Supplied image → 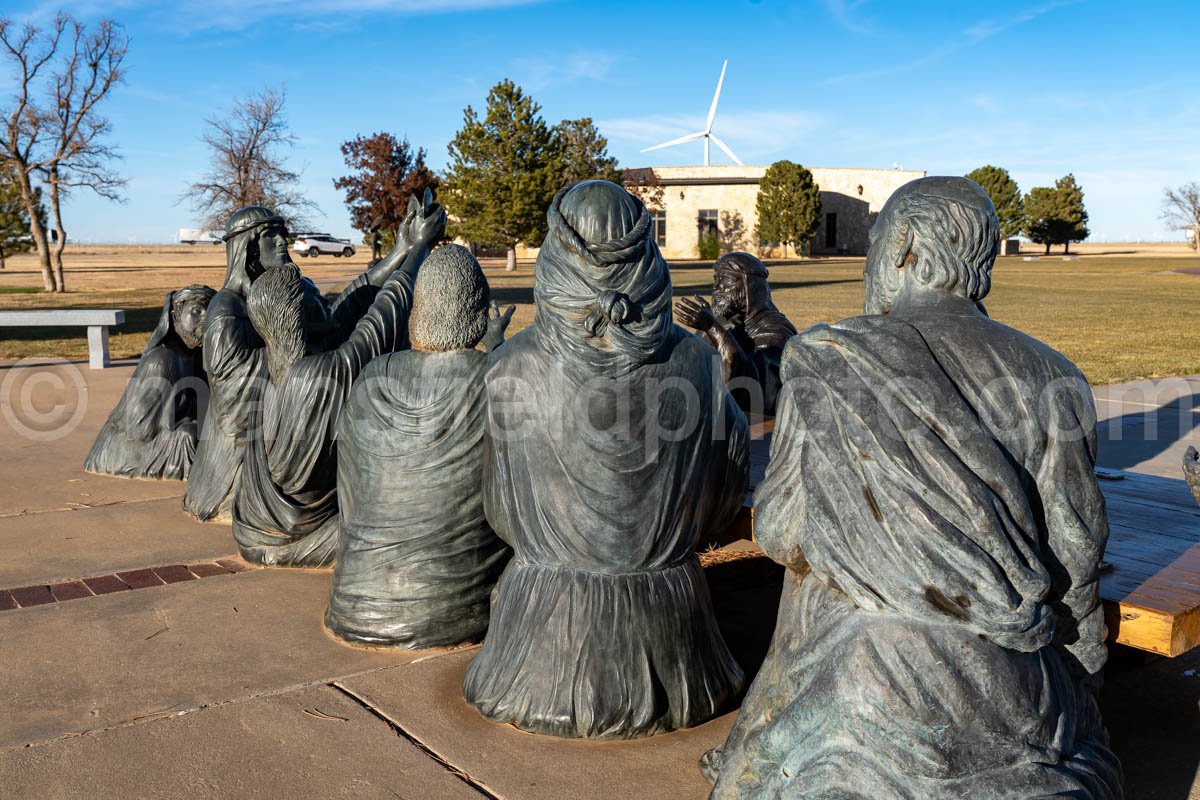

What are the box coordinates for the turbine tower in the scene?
[641,60,743,167]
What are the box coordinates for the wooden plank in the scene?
[735,435,1200,656]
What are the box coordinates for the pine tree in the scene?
[755,160,822,258]
[0,169,41,270]
[333,132,438,249]
[443,80,563,270]
[1024,174,1089,255]
[966,165,1024,240]
[1055,174,1089,254]
[555,118,621,186]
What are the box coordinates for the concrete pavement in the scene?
[1,359,1199,798]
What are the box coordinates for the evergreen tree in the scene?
[966,165,1024,239]
[555,118,621,186]
[0,169,42,269]
[443,80,563,270]
[1024,174,1089,255]
[333,132,438,249]
[755,160,822,258]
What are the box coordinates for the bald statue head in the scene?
[864,176,999,316]
[409,244,490,352]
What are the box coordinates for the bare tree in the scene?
[1162,182,1200,251]
[0,13,126,292]
[181,86,317,230]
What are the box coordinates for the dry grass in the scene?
[2,246,1199,385]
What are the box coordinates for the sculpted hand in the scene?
[675,295,718,332]
[409,188,446,248]
[370,190,445,284]
[482,301,517,352]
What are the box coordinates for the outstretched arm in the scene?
[676,295,753,384]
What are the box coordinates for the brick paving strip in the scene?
[0,558,258,611]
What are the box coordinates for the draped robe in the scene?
[325,348,510,646]
[709,305,1123,799]
[463,327,749,738]
[85,295,204,480]
[230,271,413,566]
[183,272,382,521]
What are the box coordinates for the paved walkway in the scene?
[0,359,1198,798]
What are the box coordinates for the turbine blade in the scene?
[709,134,744,166]
[706,60,728,132]
[641,130,707,153]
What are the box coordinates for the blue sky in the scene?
[5,0,1197,243]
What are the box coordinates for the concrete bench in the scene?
[0,309,125,369]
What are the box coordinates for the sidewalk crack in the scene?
[331,682,501,800]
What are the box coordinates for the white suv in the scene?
[293,234,356,258]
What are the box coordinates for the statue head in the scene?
[865,176,999,315]
[245,263,307,384]
[170,284,217,350]
[534,180,672,374]
[145,284,216,355]
[712,251,772,322]
[409,244,490,352]
[222,206,291,295]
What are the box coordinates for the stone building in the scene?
[622,165,926,260]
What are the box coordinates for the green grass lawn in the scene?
[3,255,1199,385]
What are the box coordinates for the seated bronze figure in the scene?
[325,244,513,648]
[675,252,796,416]
[230,196,445,567]
[85,284,215,480]
[706,177,1123,799]
[184,196,437,522]
[463,180,748,739]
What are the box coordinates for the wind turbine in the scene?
[642,60,743,167]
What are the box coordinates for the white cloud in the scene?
[827,0,1082,84]
[512,51,621,92]
[822,0,876,36]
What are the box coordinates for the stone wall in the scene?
[508,165,925,262]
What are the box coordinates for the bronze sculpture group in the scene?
[85,176,1124,798]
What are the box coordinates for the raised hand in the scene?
[675,295,719,332]
[409,191,447,248]
[482,300,517,352]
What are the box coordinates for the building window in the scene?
[825,213,838,249]
[652,210,667,248]
[697,209,719,240]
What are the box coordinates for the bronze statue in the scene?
[675,252,796,416]
[85,284,216,480]
[706,177,1123,798]
[1183,447,1200,506]
[325,244,513,647]
[231,197,445,567]
[183,196,435,522]
[463,180,748,739]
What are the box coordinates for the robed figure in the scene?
[326,244,513,647]
[85,284,216,480]
[463,180,749,739]
[232,201,444,567]
[707,177,1123,799]
[676,252,796,416]
[183,200,435,521]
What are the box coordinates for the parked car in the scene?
[293,234,355,258]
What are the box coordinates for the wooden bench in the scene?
[737,425,1200,658]
[0,309,125,369]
